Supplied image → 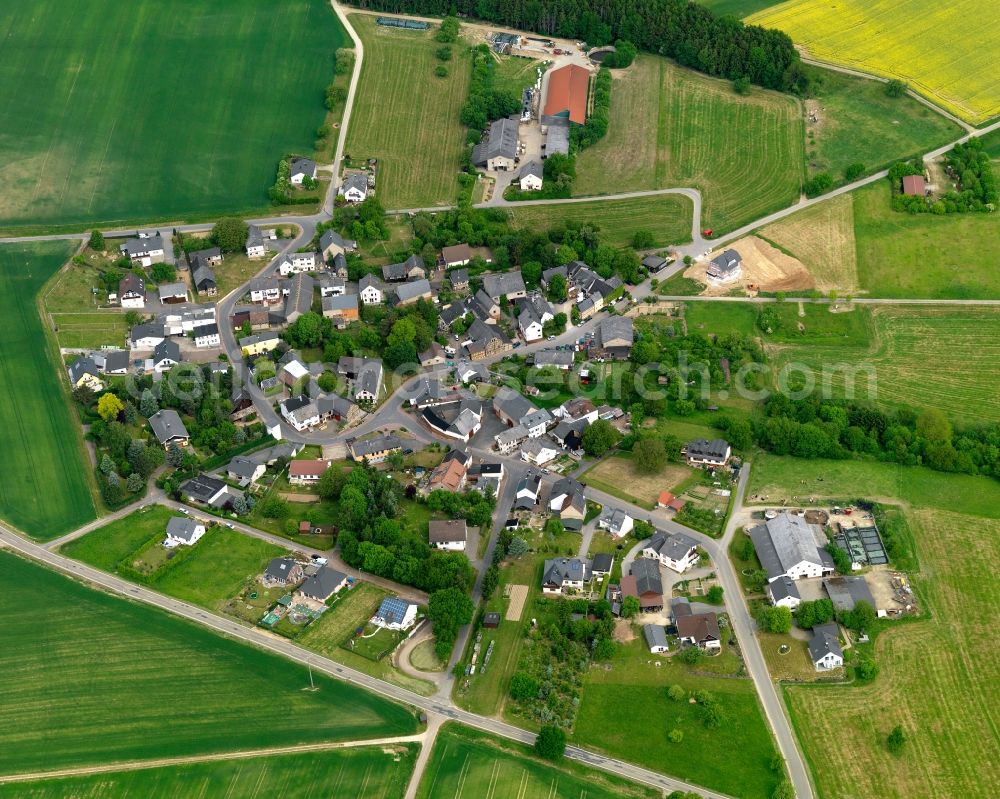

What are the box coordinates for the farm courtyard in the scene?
[0,0,346,230]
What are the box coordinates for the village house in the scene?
[520,438,559,466]
[421,398,483,443]
[809,622,844,670]
[541,558,590,595]
[372,597,418,631]
[394,278,432,306]
[68,357,104,392]
[338,172,369,203]
[448,268,470,292]
[226,455,266,486]
[180,473,235,508]
[641,254,668,273]
[622,558,663,611]
[320,229,358,260]
[92,350,129,375]
[297,566,348,603]
[288,459,330,485]
[517,161,544,191]
[246,225,266,258]
[289,157,317,186]
[482,270,527,303]
[119,273,146,309]
[322,293,359,323]
[514,472,541,509]
[119,234,165,266]
[642,531,700,573]
[597,316,634,360]
[280,395,320,431]
[684,438,732,468]
[471,289,501,322]
[192,262,217,296]
[441,244,472,268]
[130,322,164,349]
[193,323,220,348]
[426,450,469,493]
[277,251,319,276]
[359,274,384,305]
[164,517,206,548]
[284,273,315,325]
[249,277,282,305]
[419,343,446,367]
[317,392,362,427]
[319,275,347,298]
[348,433,403,463]
[673,598,721,650]
[549,476,586,531]
[495,424,529,455]
[148,409,188,447]
[240,331,280,356]
[263,556,304,587]
[534,350,574,370]
[151,340,181,372]
[428,519,468,552]
[464,319,511,360]
[597,508,634,538]
[706,249,743,284]
[767,575,802,610]
[382,254,426,282]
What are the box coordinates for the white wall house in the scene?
[642,532,700,573]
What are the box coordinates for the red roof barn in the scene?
[544,64,591,125]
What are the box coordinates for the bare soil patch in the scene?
[686,236,815,296]
[505,584,528,621]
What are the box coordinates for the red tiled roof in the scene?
[289,459,329,478]
[901,175,925,196]
[544,64,590,125]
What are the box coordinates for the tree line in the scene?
[346,0,806,92]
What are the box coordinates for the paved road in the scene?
[0,523,734,799]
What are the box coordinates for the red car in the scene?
[702,228,714,237]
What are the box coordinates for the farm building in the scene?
[644,624,669,654]
[544,122,570,156]
[377,16,428,29]
[543,64,590,125]
[748,512,835,583]
[517,161,544,191]
[471,117,520,171]
[490,32,520,54]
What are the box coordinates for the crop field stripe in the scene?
[0,0,346,230]
[346,16,470,209]
[0,243,96,538]
[0,550,416,775]
[750,0,1000,125]
[575,56,803,233]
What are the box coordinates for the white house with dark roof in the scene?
[246,225,266,258]
[119,235,165,266]
[597,507,633,538]
[148,409,188,447]
[278,251,319,276]
[706,249,742,284]
[684,438,731,468]
[471,116,519,171]
[541,557,589,595]
[642,531,699,573]
[297,566,348,602]
[359,274,384,305]
[517,161,544,191]
[164,517,206,548]
[280,395,320,431]
[643,624,669,653]
[338,173,369,203]
[289,157,317,185]
[767,575,802,610]
[428,520,468,552]
[119,273,146,309]
[809,622,844,671]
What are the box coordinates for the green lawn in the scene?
[573,637,781,799]
[60,504,177,571]
[51,312,130,349]
[153,528,286,609]
[748,453,1000,519]
[764,303,872,346]
[0,242,96,539]
[685,301,758,337]
[0,746,416,799]
[767,305,1000,424]
[0,0,346,231]
[493,55,540,96]
[507,194,693,248]
[62,506,288,611]
[417,723,660,799]
[854,182,1000,298]
[804,70,961,185]
[346,15,470,209]
[0,550,416,775]
[575,55,803,233]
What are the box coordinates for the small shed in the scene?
[299,520,311,533]
[483,612,501,628]
[901,174,926,196]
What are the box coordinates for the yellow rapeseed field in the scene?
[750,0,1000,125]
